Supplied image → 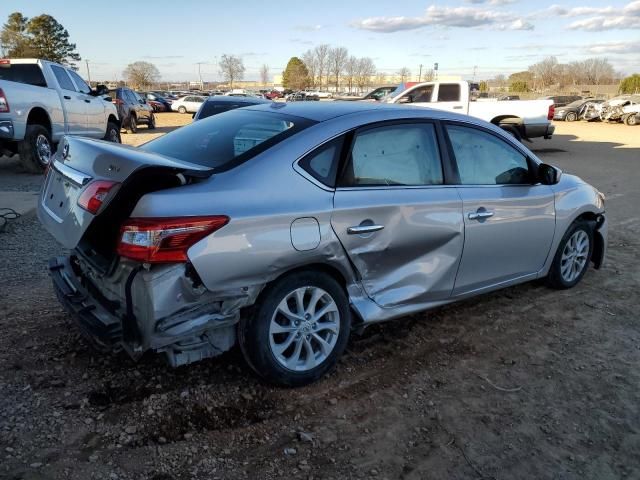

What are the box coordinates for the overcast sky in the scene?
[3,0,638,82]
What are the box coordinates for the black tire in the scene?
[148,113,156,129]
[239,271,351,387]
[499,124,522,142]
[565,112,577,122]
[624,114,638,126]
[178,106,187,114]
[18,124,53,173]
[546,220,594,290]
[103,121,121,143]
[128,114,138,133]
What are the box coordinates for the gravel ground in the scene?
[1,115,639,480]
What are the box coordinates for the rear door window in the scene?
[67,69,91,94]
[437,84,461,102]
[51,65,76,91]
[339,123,443,187]
[299,137,344,187]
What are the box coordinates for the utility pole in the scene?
[196,62,205,90]
[472,65,477,82]
[418,64,423,82]
[85,59,91,84]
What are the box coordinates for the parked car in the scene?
[337,86,398,102]
[305,90,332,99]
[171,95,205,113]
[264,90,283,100]
[0,58,120,172]
[286,91,320,102]
[38,102,607,386]
[538,95,583,108]
[146,99,166,113]
[193,95,271,121]
[107,88,155,133]
[554,98,604,122]
[141,92,172,111]
[498,95,521,101]
[599,95,640,124]
[385,81,556,141]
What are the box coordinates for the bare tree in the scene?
[260,64,270,86]
[123,61,160,89]
[422,68,435,82]
[356,57,376,92]
[529,56,558,89]
[328,46,348,91]
[218,54,245,88]
[344,55,358,93]
[581,57,615,85]
[313,44,329,91]
[398,67,411,83]
[301,50,317,88]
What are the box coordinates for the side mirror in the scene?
[538,163,562,185]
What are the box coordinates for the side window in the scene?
[299,137,344,187]
[132,91,143,103]
[51,65,76,91]
[446,124,531,185]
[184,96,194,102]
[438,84,461,102]
[67,70,91,94]
[339,123,443,187]
[408,85,433,103]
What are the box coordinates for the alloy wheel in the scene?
[35,134,52,166]
[560,230,589,283]
[269,286,340,372]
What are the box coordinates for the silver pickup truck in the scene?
[0,58,121,172]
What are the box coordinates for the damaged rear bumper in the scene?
[48,255,261,366]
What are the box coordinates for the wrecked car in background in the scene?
[38,102,607,387]
[599,95,640,124]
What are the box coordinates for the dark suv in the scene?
[539,95,583,108]
[107,87,155,133]
[193,95,271,121]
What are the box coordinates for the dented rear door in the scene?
[330,121,463,308]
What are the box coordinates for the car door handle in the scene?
[63,95,71,100]
[453,106,463,109]
[468,211,494,220]
[347,224,385,235]
[84,99,91,103]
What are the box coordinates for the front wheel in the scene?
[624,114,638,126]
[103,121,121,143]
[148,113,156,129]
[239,272,351,387]
[546,221,594,289]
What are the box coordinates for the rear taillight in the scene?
[112,98,124,105]
[117,216,229,263]
[547,104,555,120]
[0,88,9,113]
[77,180,119,214]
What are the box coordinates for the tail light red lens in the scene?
[117,216,229,263]
[113,98,124,105]
[77,180,119,214]
[0,88,10,113]
[547,104,555,120]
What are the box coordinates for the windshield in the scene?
[140,109,314,170]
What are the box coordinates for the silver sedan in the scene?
[38,102,607,386]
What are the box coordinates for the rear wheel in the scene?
[178,106,187,114]
[565,112,577,122]
[546,220,593,289]
[148,113,156,129]
[18,124,53,173]
[238,271,351,387]
[128,114,138,133]
[103,121,121,143]
[624,114,638,126]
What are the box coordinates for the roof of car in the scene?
[205,95,271,104]
[242,101,452,122]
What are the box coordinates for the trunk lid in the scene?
[38,136,212,249]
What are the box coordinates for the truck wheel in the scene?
[128,114,138,134]
[148,113,156,129]
[103,121,121,143]
[18,124,53,173]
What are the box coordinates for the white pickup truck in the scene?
[0,58,121,172]
[384,81,555,141]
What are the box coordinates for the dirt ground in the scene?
[1,114,639,480]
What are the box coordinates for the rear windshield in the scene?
[140,109,315,170]
[0,63,47,87]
